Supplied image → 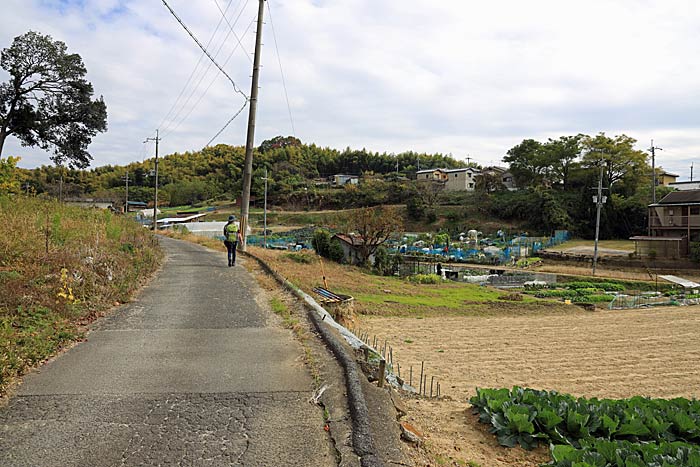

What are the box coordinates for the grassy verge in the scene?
[250,248,571,317]
[0,196,162,396]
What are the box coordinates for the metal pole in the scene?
[239,0,265,252]
[593,164,604,275]
[651,140,656,204]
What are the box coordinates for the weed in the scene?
[404,339,414,344]
[0,196,162,396]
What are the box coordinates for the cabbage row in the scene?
[470,387,700,467]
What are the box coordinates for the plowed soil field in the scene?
[361,307,700,466]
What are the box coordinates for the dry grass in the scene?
[0,196,162,396]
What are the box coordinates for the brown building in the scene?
[642,190,700,257]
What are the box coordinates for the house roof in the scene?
[332,233,365,246]
[656,190,700,205]
[661,171,679,177]
[417,167,479,174]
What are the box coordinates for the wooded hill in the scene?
[14,134,667,239]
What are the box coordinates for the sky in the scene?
[1,0,699,178]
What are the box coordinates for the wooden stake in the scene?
[378,359,386,388]
[319,256,329,289]
[419,362,424,395]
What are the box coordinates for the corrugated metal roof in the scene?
[657,190,700,204]
[659,275,700,288]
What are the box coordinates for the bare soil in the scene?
[360,307,700,466]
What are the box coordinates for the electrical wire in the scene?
[164,17,256,140]
[206,100,248,147]
[160,2,251,138]
[161,0,248,100]
[266,1,296,137]
[214,0,253,64]
[158,0,239,132]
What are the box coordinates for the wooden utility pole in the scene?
[649,139,662,204]
[145,130,161,230]
[123,171,130,213]
[239,0,265,252]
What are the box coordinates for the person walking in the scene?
[223,215,241,267]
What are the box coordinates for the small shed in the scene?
[629,236,685,258]
[332,233,374,265]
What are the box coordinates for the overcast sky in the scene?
[2,0,699,178]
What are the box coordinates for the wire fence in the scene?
[349,324,442,398]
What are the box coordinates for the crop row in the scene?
[470,387,700,466]
[549,439,700,467]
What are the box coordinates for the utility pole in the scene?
[122,171,130,213]
[239,0,265,252]
[145,130,161,230]
[691,162,694,182]
[262,168,268,248]
[649,139,662,204]
[592,163,607,275]
[466,155,472,165]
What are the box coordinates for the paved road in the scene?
[0,237,335,466]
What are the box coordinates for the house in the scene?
[643,189,700,257]
[332,233,374,265]
[332,174,359,186]
[479,166,517,191]
[416,167,480,191]
[669,180,700,191]
[658,171,679,186]
[126,200,148,212]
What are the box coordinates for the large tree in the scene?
[502,139,548,188]
[581,133,649,193]
[0,31,107,168]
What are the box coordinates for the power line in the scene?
[166,17,256,140]
[214,0,253,64]
[160,1,249,138]
[206,100,248,146]
[161,0,248,100]
[158,0,238,132]
[266,1,295,137]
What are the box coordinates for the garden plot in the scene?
[362,307,700,400]
[360,307,700,466]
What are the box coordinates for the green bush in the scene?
[328,239,345,263]
[373,246,393,276]
[312,228,331,257]
[283,252,314,264]
[407,274,441,284]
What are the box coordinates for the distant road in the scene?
[0,237,335,466]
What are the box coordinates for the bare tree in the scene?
[336,206,403,265]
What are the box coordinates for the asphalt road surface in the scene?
[0,237,336,466]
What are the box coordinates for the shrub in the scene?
[311,228,331,257]
[407,274,441,284]
[328,239,345,263]
[283,252,314,264]
[373,246,393,276]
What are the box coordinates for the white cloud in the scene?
[1,0,699,179]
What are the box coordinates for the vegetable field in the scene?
[471,387,700,466]
[360,306,700,467]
